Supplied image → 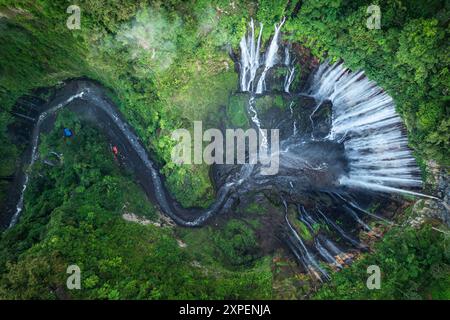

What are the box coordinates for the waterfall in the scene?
[332,192,392,223]
[316,208,365,249]
[282,199,330,281]
[255,17,286,94]
[315,238,342,269]
[343,205,371,231]
[321,237,344,256]
[283,46,295,93]
[239,18,286,149]
[288,101,297,135]
[238,18,286,94]
[284,66,295,93]
[239,19,263,92]
[284,46,290,66]
[248,96,268,149]
[307,61,431,198]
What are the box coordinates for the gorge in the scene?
[3,18,439,282]
[0,0,448,300]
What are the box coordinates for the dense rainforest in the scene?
[0,0,448,299]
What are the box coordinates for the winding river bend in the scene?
[3,19,438,281]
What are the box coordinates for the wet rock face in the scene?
[253,94,333,140]
[253,65,291,92]
[437,173,450,226]
[414,162,450,227]
[211,92,347,197]
[432,162,450,223]
[310,100,332,139]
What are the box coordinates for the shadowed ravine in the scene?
[3,19,439,281]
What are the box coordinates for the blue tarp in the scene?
[63,128,73,137]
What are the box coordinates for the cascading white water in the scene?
[239,19,263,92]
[282,200,329,281]
[255,17,286,94]
[307,62,433,198]
[236,19,438,279]
[284,46,290,66]
[239,18,287,94]
[288,101,297,135]
[239,18,290,150]
[284,66,295,93]
[247,96,268,149]
[283,46,296,93]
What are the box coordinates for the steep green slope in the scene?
[0,110,272,299]
[0,0,246,207]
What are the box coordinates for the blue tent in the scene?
[63,128,73,137]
